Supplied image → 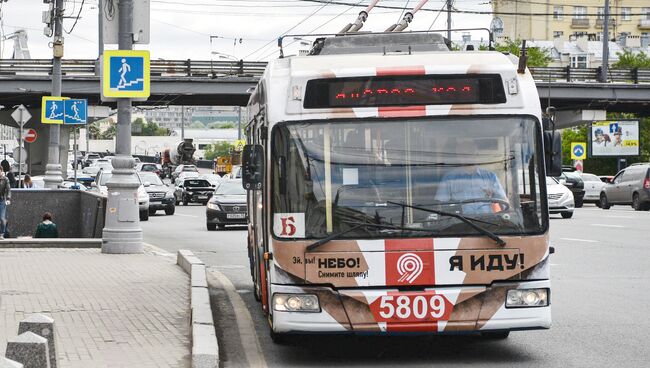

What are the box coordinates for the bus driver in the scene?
[434,139,508,214]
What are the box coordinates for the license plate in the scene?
[227,213,245,219]
[197,195,208,199]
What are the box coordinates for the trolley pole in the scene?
[43,0,65,189]
[102,0,143,254]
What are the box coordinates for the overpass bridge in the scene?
[1,59,650,113]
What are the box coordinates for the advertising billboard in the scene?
[590,121,639,157]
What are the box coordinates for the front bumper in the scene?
[138,199,149,211]
[206,208,247,224]
[184,192,213,203]
[548,194,574,214]
[271,280,551,334]
[149,197,175,210]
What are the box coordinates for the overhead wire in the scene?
[243,0,334,60]
[65,0,85,34]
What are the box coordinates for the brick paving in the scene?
[0,248,190,368]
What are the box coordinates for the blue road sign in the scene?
[609,123,619,133]
[63,99,88,125]
[102,50,150,99]
[41,97,67,124]
[573,145,584,156]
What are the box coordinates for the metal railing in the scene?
[0,59,267,78]
[530,66,650,84]
[1,59,650,85]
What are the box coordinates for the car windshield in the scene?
[87,154,100,159]
[141,164,157,171]
[581,173,600,182]
[184,179,211,188]
[272,116,545,239]
[216,181,246,195]
[183,166,198,172]
[563,172,582,181]
[140,173,164,186]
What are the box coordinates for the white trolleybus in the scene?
[241,31,562,342]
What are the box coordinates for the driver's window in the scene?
[613,171,624,184]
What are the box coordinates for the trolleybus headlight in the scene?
[505,288,549,308]
[273,293,320,312]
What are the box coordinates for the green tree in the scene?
[613,50,650,69]
[492,40,552,67]
[100,124,116,140]
[190,121,205,129]
[203,141,236,161]
[87,122,101,139]
[219,122,236,129]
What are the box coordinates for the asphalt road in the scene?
[142,203,650,368]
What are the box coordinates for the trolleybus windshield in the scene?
[271,116,546,240]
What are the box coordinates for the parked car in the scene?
[93,171,151,221]
[556,171,585,208]
[171,164,199,183]
[136,163,164,179]
[83,159,113,176]
[547,176,575,218]
[174,177,215,206]
[580,172,606,206]
[83,153,101,167]
[206,180,247,230]
[139,172,175,216]
[600,163,650,211]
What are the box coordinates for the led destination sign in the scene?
[304,74,506,108]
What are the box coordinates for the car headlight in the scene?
[506,288,549,308]
[165,190,175,198]
[207,202,220,211]
[138,189,148,201]
[273,293,320,312]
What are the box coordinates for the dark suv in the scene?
[556,171,585,208]
[600,163,650,211]
[174,178,215,205]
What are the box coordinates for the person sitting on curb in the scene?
[34,212,59,238]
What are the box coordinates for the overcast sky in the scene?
[0,0,491,61]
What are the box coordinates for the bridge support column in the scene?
[102,0,142,254]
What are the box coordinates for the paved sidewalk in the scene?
[0,248,190,368]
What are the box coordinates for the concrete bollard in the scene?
[18,314,57,368]
[5,332,50,368]
[0,357,24,368]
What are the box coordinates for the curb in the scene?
[177,250,219,368]
[0,239,102,249]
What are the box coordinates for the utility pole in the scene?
[599,0,610,83]
[237,106,241,141]
[446,0,453,41]
[102,0,143,254]
[181,106,185,140]
[43,0,64,189]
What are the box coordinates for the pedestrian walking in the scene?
[1,160,16,188]
[0,167,11,240]
[34,212,59,238]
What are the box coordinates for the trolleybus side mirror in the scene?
[242,144,264,190]
[544,131,562,177]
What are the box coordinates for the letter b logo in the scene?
[280,216,296,236]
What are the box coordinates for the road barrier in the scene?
[6,190,106,238]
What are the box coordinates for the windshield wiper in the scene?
[387,201,506,247]
[306,220,436,252]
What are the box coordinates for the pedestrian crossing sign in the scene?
[63,99,88,125]
[102,50,150,99]
[41,96,69,124]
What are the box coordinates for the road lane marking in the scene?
[590,224,625,228]
[208,269,267,368]
[175,214,199,218]
[559,238,599,243]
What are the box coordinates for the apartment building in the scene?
[492,0,650,43]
